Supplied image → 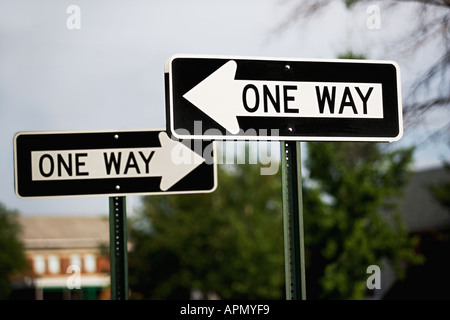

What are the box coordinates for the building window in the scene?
[70,254,82,271]
[34,255,45,274]
[48,254,60,274]
[84,254,96,273]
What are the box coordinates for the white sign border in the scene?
[165,54,403,143]
[13,128,218,199]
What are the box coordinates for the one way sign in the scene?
[165,54,403,142]
[14,129,217,198]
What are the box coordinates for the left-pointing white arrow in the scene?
[183,60,242,134]
[182,60,384,134]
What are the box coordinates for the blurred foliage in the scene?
[0,203,27,299]
[303,142,422,299]
[344,0,358,8]
[128,139,422,299]
[338,51,366,60]
[128,161,285,299]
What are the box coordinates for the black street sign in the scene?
[165,54,403,142]
[14,129,217,198]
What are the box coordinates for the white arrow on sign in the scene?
[183,60,384,134]
[150,132,205,191]
[31,132,205,191]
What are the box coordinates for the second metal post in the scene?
[109,196,129,300]
[281,141,306,300]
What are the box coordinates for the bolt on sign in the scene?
[14,129,217,198]
[165,54,403,142]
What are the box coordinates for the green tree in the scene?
[128,140,420,300]
[302,142,422,299]
[128,160,285,299]
[0,203,27,299]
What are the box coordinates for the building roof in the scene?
[401,167,450,233]
[18,216,110,249]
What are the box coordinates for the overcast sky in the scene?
[1,0,449,216]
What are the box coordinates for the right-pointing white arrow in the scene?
[149,132,205,191]
[30,131,205,192]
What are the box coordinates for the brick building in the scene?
[13,216,111,300]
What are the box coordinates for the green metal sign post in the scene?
[281,141,306,300]
[109,196,129,300]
